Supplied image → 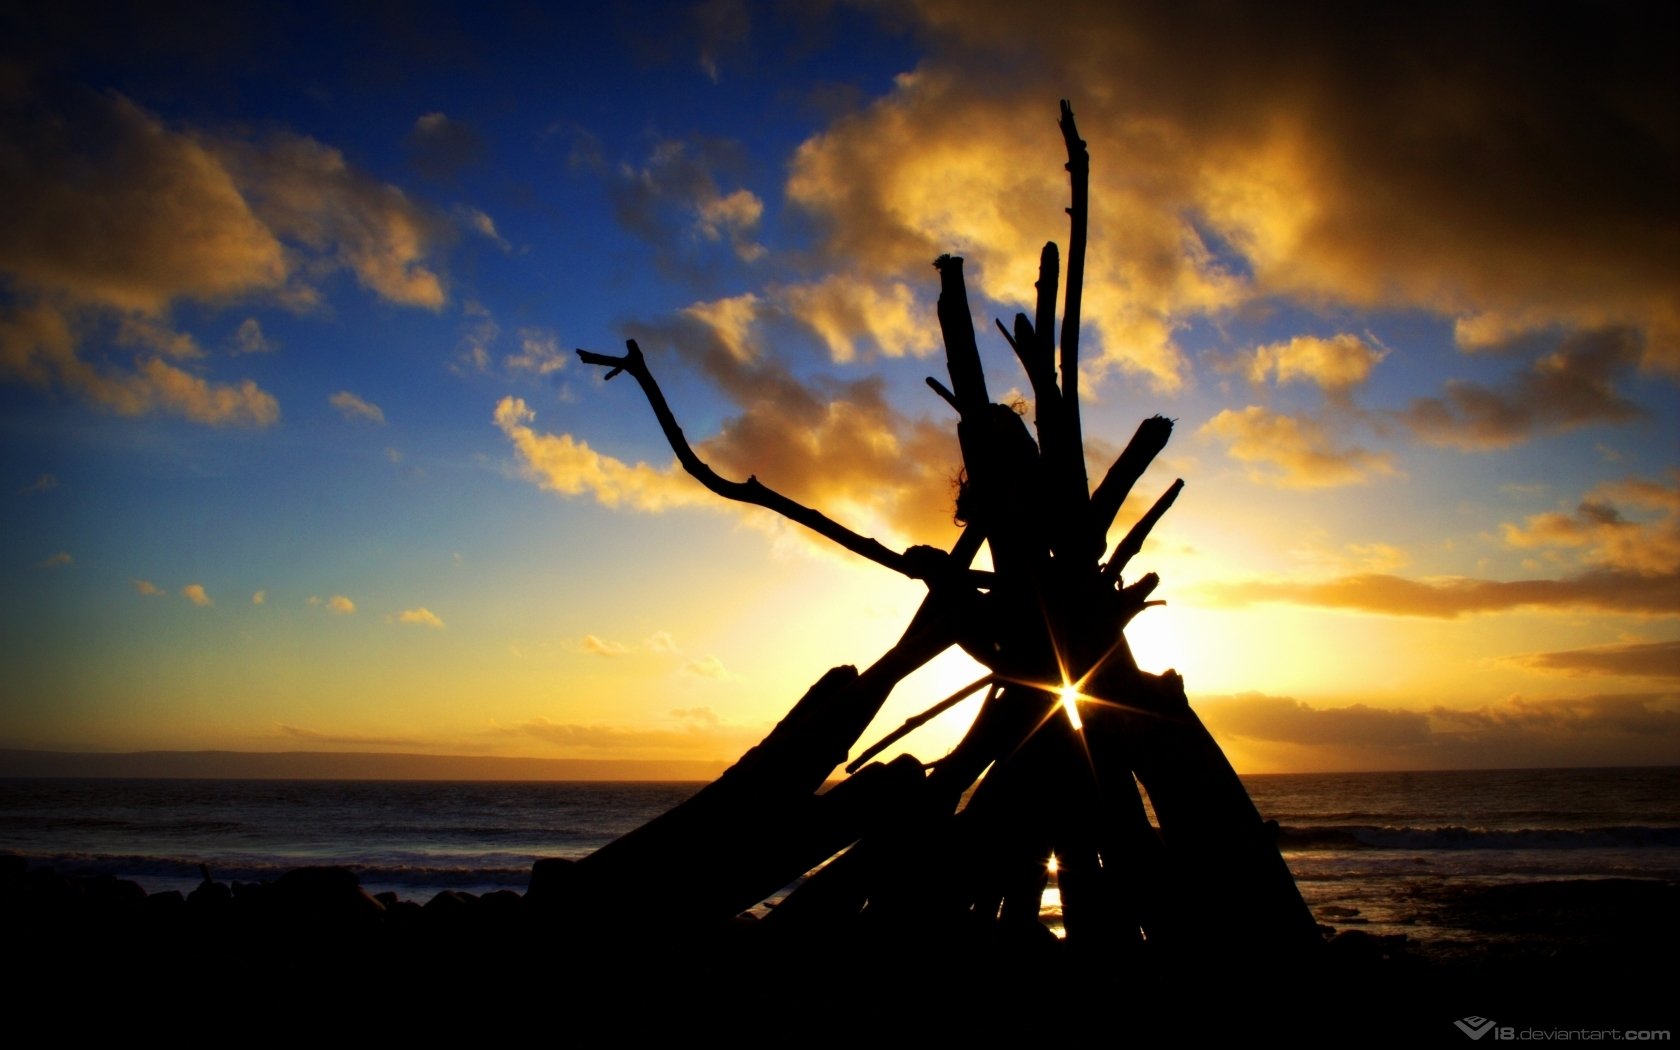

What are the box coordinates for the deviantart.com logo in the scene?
[1456,1016,1671,1041]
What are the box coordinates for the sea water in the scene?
[3,767,1675,946]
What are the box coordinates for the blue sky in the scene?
[2,0,1676,773]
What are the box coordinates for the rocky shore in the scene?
[6,854,1673,1040]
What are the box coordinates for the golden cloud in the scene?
[1245,334,1386,390]
[1200,406,1394,489]
[131,578,162,596]
[1197,690,1680,769]
[326,595,355,614]
[181,583,213,606]
[1199,569,1680,619]
[493,397,707,513]
[0,81,453,425]
[783,0,1678,388]
[397,607,444,628]
[781,276,939,363]
[1501,474,1680,576]
[1511,640,1680,681]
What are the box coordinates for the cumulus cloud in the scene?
[1200,406,1394,489]
[495,397,706,512]
[505,328,567,375]
[1400,328,1646,449]
[39,551,71,568]
[397,607,444,628]
[330,390,386,424]
[780,1,1678,390]
[781,275,939,363]
[326,595,355,614]
[0,82,455,425]
[1244,333,1386,390]
[501,296,965,549]
[608,136,767,268]
[131,578,162,595]
[1511,640,1680,681]
[1500,474,1680,576]
[181,583,213,606]
[252,589,266,604]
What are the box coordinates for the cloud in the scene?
[1511,640,1680,681]
[607,136,766,268]
[0,302,280,425]
[1500,474,1679,576]
[645,630,680,654]
[682,654,734,680]
[495,398,707,512]
[671,706,720,726]
[694,0,750,82]
[511,716,750,758]
[275,723,422,748]
[1196,689,1680,769]
[251,589,266,605]
[18,474,58,494]
[1199,569,1680,619]
[696,188,767,261]
[326,595,355,615]
[1400,328,1646,449]
[505,328,567,375]
[231,318,273,355]
[579,634,629,656]
[1244,333,1386,390]
[38,551,71,568]
[1200,694,1432,748]
[181,583,213,606]
[1200,406,1395,488]
[397,607,444,628]
[502,293,967,549]
[781,275,939,363]
[329,390,386,424]
[779,2,1678,390]
[0,83,456,425]
[131,578,162,596]
[406,112,485,183]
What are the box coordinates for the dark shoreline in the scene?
[8,854,1674,1039]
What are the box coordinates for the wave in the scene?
[1277,824,1680,851]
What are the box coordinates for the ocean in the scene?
[3,766,1675,952]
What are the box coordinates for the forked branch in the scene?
[578,340,980,585]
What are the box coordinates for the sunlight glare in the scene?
[1058,682,1084,731]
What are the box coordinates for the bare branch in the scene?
[1056,100,1090,498]
[935,255,988,415]
[846,672,994,773]
[578,340,939,582]
[1100,478,1183,585]
[1089,415,1174,545]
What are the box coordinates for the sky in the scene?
[1,0,1676,775]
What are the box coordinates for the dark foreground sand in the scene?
[6,855,1673,1042]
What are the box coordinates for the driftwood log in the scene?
[539,101,1322,975]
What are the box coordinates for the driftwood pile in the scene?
[532,102,1322,975]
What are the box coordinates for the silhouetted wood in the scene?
[550,98,1323,977]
